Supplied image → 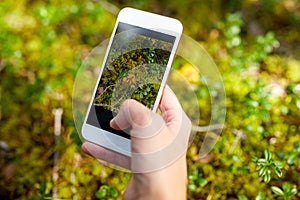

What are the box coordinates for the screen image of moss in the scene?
[93,32,173,112]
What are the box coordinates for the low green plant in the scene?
[271,183,298,200]
[252,149,283,183]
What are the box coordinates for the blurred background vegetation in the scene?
[0,0,299,199]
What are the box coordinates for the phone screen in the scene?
[86,22,176,139]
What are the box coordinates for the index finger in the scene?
[159,86,183,126]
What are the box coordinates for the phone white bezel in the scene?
[81,7,183,157]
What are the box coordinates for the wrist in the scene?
[123,157,187,200]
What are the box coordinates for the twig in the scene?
[228,129,246,154]
[70,153,81,200]
[97,84,116,96]
[52,108,63,200]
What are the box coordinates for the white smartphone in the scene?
[82,7,182,157]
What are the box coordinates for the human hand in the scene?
[82,87,191,199]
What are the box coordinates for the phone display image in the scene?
[94,24,174,111]
[86,22,176,139]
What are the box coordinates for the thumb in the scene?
[110,99,165,139]
[110,99,152,131]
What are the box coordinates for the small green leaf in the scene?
[198,178,208,187]
[289,188,297,196]
[258,167,267,177]
[109,187,118,197]
[270,162,282,178]
[274,161,283,169]
[263,170,271,183]
[188,184,197,192]
[264,149,271,161]
[96,186,109,199]
[274,167,282,178]
[282,183,291,192]
[95,190,106,199]
[237,194,248,200]
[257,158,266,165]
[255,191,266,200]
[271,186,284,196]
[39,181,46,196]
[188,175,196,181]
[251,156,258,163]
[287,155,295,165]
